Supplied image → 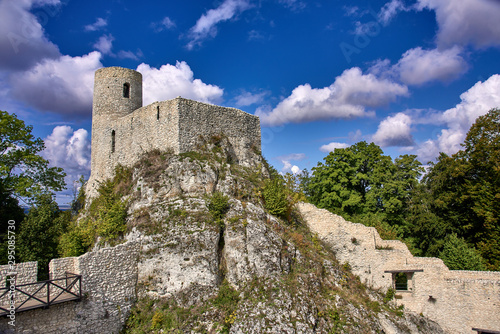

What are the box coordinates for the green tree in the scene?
[16,194,69,280]
[308,142,423,222]
[439,234,485,271]
[0,110,66,203]
[462,108,500,270]
[421,109,500,270]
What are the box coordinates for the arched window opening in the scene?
[111,130,116,153]
[123,83,130,98]
[157,106,160,120]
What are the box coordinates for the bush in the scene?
[262,178,288,218]
[207,191,230,223]
[439,233,485,271]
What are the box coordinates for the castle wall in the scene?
[297,202,500,334]
[177,98,261,167]
[0,242,139,334]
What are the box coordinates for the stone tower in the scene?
[90,67,143,186]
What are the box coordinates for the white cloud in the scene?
[417,74,500,161]
[234,90,269,106]
[137,61,224,105]
[276,153,305,174]
[320,142,349,153]
[395,47,467,85]
[372,113,414,147]
[151,16,176,32]
[291,165,300,174]
[256,67,408,126]
[84,17,107,32]
[279,0,306,12]
[93,34,114,55]
[43,125,91,192]
[378,0,409,25]
[117,49,143,61]
[10,51,102,117]
[160,17,176,30]
[187,0,251,49]
[416,0,500,48]
[0,0,61,70]
[369,47,468,86]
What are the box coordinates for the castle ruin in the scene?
[86,66,261,195]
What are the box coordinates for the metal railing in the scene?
[0,272,81,316]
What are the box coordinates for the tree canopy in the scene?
[305,109,500,271]
[308,141,423,224]
[0,110,66,203]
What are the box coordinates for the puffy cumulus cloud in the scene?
[10,51,102,117]
[0,0,61,70]
[369,47,468,86]
[372,113,414,147]
[417,74,500,161]
[43,125,91,188]
[395,47,468,85]
[276,153,305,174]
[256,67,408,126]
[319,142,349,153]
[93,34,114,55]
[234,90,269,107]
[137,61,224,105]
[84,17,107,32]
[187,0,251,49]
[416,0,500,48]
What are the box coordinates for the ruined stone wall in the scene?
[297,202,500,334]
[0,242,139,334]
[177,98,261,167]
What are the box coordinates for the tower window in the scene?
[123,83,130,98]
[111,130,116,153]
[157,106,160,120]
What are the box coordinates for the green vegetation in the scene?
[0,110,66,277]
[59,166,132,257]
[16,194,70,280]
[206,191,230,224]
[304,108,500,271]
[0,110,66,203]
[123,279,240,333]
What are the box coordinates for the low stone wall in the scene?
[297,202,500,334]
[0,242,139,334]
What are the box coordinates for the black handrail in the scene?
[0,272,82,316]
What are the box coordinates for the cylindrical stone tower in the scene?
[87,67,143,196]
[92,66,142,118]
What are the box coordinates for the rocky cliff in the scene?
[82,135,442,334]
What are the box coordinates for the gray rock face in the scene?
[118,145,446,333]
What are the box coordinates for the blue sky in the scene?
[1,0,500,205]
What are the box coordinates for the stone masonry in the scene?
[297,202,500,334]
[0,242,139,334]
[86,66,261,197]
